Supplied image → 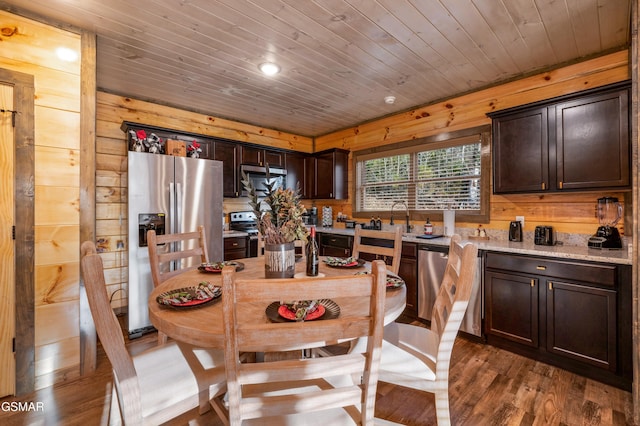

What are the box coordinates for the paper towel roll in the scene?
[443,210,455,236]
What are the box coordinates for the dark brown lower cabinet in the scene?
[485,271,539,348]
[318,232,352,257]
[316,232,416,318]
[546,280,616,370]
[223,236,247,260]
[485,252,631,390]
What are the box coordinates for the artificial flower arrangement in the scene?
[241,167,309,245]
[187,140,202,158]
[129,129,163,153]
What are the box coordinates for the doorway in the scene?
[0,68,35,397]
[0,80,15,398]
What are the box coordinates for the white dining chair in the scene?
[352,235,478,426]
[80,241,228,425]
[147,225,209,286]
[147,226,209,344]
[352,225,403,275]
[217,260,389,425]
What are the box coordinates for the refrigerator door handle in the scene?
[168,182,178,271]
[169,182,176,234]
[176,182,183,234]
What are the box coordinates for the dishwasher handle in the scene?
[418,245,450,255]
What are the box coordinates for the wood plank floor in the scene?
[0,316,635,425]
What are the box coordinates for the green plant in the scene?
[242,167,309,245]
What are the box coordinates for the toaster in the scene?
[534,226,554,245]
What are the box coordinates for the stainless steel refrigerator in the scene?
[127,151,223,338]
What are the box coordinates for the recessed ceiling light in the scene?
[259,62,281,76]
[56,47,78,62]
[384,96,396,104]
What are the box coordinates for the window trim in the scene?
[351,125,491,224]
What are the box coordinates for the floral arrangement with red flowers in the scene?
[187,140,202,158]
[129,129,163,153]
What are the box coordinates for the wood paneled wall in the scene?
[0,10,82,389]
[95,92,313,309]
[316,50,631,237]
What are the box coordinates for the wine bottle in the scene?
[306,226,319,276]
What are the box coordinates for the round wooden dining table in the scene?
[148,256,407,349]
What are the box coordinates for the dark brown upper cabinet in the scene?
[284,152,309,198]
[213,140,241,198]
[488,81,630,194]
[240,145,284,168]
[308,148,349,199]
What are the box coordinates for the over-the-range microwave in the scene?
[240,164,287,197]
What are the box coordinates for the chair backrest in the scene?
[220,260,388,425]
[147,225,209,286]
[351,225,403,275]
[80,241,143,423]
[432,235,478,364]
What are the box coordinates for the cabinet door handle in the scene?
[558,181,563,189]
[536,266,546,270]
[232,242,238,247]
[530,279,535,287]
[541,182,546,190]
[548,282,553,290]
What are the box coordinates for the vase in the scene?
[264,241,295,278]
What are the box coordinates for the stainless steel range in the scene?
[228,211,258,234]
[229,211,259,257]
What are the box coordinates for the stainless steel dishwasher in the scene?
[418,244,483,337]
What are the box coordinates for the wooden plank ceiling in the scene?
[0,0,631,137]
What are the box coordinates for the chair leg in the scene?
[434,390,451,426]
[209,394,230,425]
[109,383,122,425]
[157,331,168,345]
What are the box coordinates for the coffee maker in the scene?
[588,197,623,249]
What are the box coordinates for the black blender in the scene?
[588,197,623,249]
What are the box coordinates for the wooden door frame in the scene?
[0,68,35,396]
[79,30,97,377]
[631,0,639,423]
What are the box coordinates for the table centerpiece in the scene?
[242,166,309,278]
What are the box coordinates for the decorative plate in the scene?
[198,261,244,273]
[157,282,221,308]
[354,271,405,289]
[323,256,365,268]
[278,304,326,321]
[265,299,340,323]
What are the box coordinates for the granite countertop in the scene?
[316,226,632,265]
[223,230,249,238]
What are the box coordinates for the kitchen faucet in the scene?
[390,201,411,233]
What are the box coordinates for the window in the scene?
[354,127,490,223]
